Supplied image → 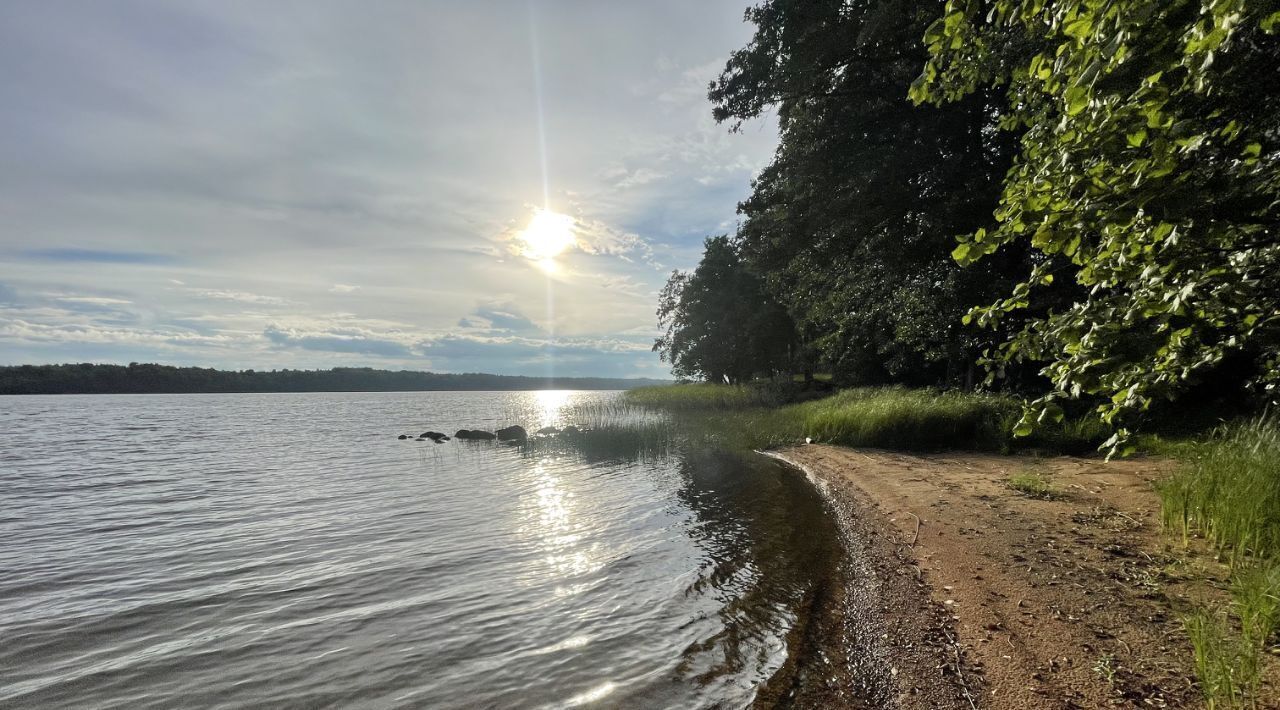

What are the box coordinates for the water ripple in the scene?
[0,391,841,708]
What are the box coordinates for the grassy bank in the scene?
[624,382,788,410]
[626,384,1106,454]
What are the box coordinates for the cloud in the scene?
[263,324,415,358]
[55,296,133,306]
[19,248,175,265]
[471,300,540,332]
[0,1,777,376]
[0,317,237,348]
[192,289,295,306]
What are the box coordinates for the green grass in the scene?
[1185,606,1249,710]
[1183,568,1279,710]
[1158,418,1280,565]
[626,382,788,410]
[773,387,1015,451]
[1007,471,1060,499]
[628,384,1108,454]
[1156,418,1280,708]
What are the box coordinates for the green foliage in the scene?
[653,236,797,384]
[710,0,1028,387]
[913,0,1280,448]
[1158,418,1280,565]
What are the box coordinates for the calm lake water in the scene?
[0,391,842,709]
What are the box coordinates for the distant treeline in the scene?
[0,363,671,395]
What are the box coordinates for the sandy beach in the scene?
[765,445,1278,709]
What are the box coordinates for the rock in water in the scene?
[455,429,496,441]
[495,425,528,442]
[536,426,560,435]
[421,431,448,442]
[397,434,409,440]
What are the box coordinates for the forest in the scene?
[654,0,1280,447]
[0,363,669,395]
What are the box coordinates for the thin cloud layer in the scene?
[0,1,776,377]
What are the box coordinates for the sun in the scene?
[519,208,575,262]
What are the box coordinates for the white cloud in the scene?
[191,289,295,306]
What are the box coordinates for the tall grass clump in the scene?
[1185,607,1250,710]
[1158,418,1280,565]
[1158,418,1280,708]
[779,387,1017,451]
[1182,565,1280,710]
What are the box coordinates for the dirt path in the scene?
[770,445,1230,709]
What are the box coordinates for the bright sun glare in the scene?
[519,209,575,268]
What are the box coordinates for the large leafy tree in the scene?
[912,0,1280,447]
[654,236,796,383]
[712,0,1032,387]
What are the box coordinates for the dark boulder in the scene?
[456,429,496,441]
[397,434,409,440]
[421,431,448,441]
[536,426,560,435]
[496,425,528,442]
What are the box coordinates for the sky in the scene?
[0,1,777,378]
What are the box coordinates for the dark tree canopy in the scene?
[710,0,1034,387]
[653,236,796,384]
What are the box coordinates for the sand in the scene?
[759,445,1274,709]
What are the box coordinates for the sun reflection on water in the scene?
[566,681,616,706]
[520,460,604,586]
[534,389,572,428]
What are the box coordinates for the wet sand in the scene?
[762,445,1265,709]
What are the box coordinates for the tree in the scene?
[912,0,1280,448]
[654,236,796,383]
[711,0,1032,387]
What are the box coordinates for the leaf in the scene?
[1064,16,1093,40]
[1126,129,1147,147]
[1262,11,1280,33]
[1013,419,1034,437]
[1065,85,1089,116]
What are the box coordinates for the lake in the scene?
[0,391,843,708]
